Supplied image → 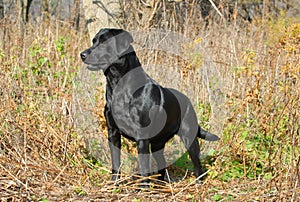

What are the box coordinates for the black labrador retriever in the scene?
[80,28,219,183]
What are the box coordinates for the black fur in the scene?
[80,28,220,183]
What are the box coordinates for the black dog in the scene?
[80,28,219,183]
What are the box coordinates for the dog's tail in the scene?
[197,126,220,141]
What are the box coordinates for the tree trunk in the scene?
[0,0,3,19]
[17,0,25,36]
[0,0,3,48]
[80,0,124,94]
[25,0,32,22]
[78,0,124,162]
[41,0,49,20]
[81,0,123,38]
[71,0,80,30]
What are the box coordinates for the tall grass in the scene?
[0,20,101,200]
[0,11,299,201]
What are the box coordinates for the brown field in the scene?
[0,8,300,201]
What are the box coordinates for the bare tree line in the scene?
[1,0,299,30]
[0,0,80,28]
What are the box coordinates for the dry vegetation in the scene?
[1,3,300,201]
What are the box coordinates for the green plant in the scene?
[74,187,87,196]
[173,152,193,171]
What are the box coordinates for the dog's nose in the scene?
[80,51,88,60]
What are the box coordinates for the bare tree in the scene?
[17,0,24,34]
[0,0,3,19]
[0,0,3,48]
[78,0,124,160]
[81,0,123,38]
[80,0,124,102]
[71,0,80,30]
[41,0,50,20]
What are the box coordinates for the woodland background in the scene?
[0,0,300,201]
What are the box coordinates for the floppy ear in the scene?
[111,29,134,57]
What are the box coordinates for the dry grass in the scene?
[0,11,300,201]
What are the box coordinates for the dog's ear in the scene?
[110,29,134,57]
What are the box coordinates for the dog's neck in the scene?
[104,49,142,92]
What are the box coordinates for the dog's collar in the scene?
[103,50,136,77]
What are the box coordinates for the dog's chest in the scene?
[107,68,167,140]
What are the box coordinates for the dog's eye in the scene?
[92,38,97,44]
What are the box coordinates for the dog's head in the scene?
[80,28,133,71]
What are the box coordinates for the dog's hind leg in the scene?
[184,137,205,183]
[174,94,205,183]
[151,143,166,182]
[137,139,151,185]
[178,119,206,182]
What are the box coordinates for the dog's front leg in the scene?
[108,129,121,181]
[137,139,151,185]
